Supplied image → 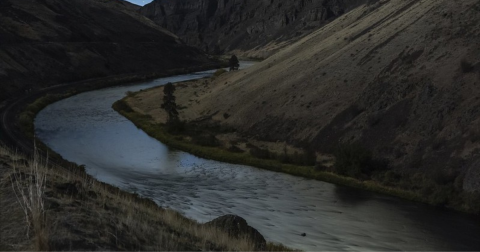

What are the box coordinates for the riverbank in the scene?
[113,92,420,199]
[2,63,226,159]
[0,144,292,250]
[114,77,480,215]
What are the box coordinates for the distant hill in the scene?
[0,0,214,101]
[139,0,377,58]
[181,0,480,192]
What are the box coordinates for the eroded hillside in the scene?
[140,0,377,58]
[0,0,214,101]
[174,0,480,192]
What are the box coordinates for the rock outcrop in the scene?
[0,0,215,101]
[205,215,266,250]
[139,0,377,57]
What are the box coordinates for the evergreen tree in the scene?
[229,55,240,71]
[161,82,179,123]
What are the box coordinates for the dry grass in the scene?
[0,144,295,251]
[10,143,48,250]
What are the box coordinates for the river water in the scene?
[35,62,480,251]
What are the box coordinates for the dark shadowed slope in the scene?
[0,0,215,101]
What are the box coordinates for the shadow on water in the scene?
[401,203,480,251]
[334,185,372,206]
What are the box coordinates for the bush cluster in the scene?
[333,143,387,178]
[112,100,134,113]
[165,120,186,134]
[246,144,316,166]
[191,134,219,147]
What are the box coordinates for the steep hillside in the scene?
[172,0,480,191]
[0,0,215,101]
[139,0,377,57]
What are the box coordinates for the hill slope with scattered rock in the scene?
[172,0,480,192]
[0,0,215,101]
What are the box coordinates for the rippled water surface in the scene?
[35,63,480,251]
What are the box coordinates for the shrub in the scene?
[277,147,316,166]
[166,120,186,134]
[461,59,474,73]
[302,148,317,166]
[227,145,244,153]
[333,143,386,178]
[289,149,316,166]
[431,168,459,185]
[249,146,272,159]
[334,143,371,177]
[380,170,401,186]
[191,134,219,147]
[314,163,329,171]
[278,153,291,164]
[112,100,134,113]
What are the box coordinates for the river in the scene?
[35,62,480,251]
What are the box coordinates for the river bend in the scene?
[35,63,480,251]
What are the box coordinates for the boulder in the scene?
[205,214,266,250]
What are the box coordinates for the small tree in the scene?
[334,143,372,178]
[229,55,239,71]
[161,82,179,123]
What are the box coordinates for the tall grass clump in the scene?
[10,144,49,250]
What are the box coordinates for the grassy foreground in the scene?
[112,100,426,204]
[0,144,293,251]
